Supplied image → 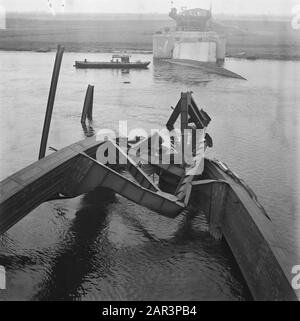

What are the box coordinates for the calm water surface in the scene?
[0,51,299,300]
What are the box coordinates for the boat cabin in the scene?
[111,54,131,63]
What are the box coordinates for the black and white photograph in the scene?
[0,0,299,305]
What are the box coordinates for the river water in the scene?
[0,51,299,300]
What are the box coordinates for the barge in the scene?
[74,54,151,69]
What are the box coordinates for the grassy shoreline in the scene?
[1,16,299,61]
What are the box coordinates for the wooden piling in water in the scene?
[87,86,94,122]
[38,45,64,160]
[81,85,94,124]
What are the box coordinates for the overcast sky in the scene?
[0,0,298,15]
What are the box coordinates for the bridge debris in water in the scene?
[165,59,246,80]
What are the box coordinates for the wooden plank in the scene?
[0,178,23,201]
[166,100,181,131]
[184,183,192,206]
[0,137,101,235]
[209,182,228,240]
[180,92,189,166]
[205,159,299,301]
[222,189,297,300]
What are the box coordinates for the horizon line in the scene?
[4,10,292,17]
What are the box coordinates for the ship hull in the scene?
[75,61,151,69]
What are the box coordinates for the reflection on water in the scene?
[81,122,95,137]
[34,188,115,301]
[153,59,214,85]
[0,51,299,300]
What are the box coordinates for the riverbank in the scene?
[1,14,299,61]
[1,47,299,62]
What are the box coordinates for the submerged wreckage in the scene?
[0,47,298,301]
[153,6,245,80]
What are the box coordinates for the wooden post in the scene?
[180,92,189,167]
[81,85,94,124]
[87,85,94,122]
[38,45,64,159]
[209,182,228,240]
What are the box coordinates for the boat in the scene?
[74,54,151,69]
[0,47,298,301]
[0,91,298,301]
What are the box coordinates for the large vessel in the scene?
[74,54,151,69]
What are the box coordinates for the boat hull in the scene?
[0,136,298,301]
[74,61,151,69]
[0,137,184,236]
[193,159,299,301]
